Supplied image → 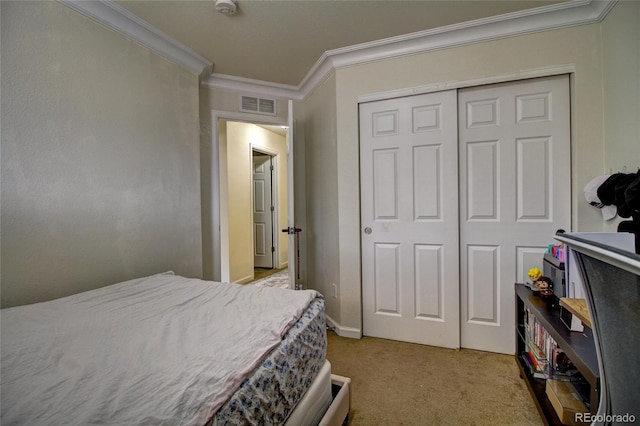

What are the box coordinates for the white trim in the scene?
[357,64,577,103]
[203,74,303,100]
[296,53,338,100]
[326,315,362,339]
[56,0,212,77]
[213,111,287,127]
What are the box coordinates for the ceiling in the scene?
[115,0,567,87]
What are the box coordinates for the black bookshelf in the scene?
[515,284,600,425]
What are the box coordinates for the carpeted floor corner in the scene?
[326,331,543,425]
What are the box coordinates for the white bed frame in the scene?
[285,360,351,426]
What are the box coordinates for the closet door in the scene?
[360,90,460,348]
[458,75,571,354]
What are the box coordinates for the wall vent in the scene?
[240,95,276,116]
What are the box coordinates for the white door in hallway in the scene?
[253,153,274,269]
[360,90,460,348]
[458,75,571,354]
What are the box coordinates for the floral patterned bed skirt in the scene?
[210,296,327,425]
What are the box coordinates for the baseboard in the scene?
[326,315,362,339]
[234,274,254,284]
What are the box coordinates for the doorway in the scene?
[219,119,290,284]
[360,75,571,354]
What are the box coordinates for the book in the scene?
[522,352,548,379]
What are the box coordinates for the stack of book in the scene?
[523,307,554,378]
[523,340,549,378]
[522,307,581,380]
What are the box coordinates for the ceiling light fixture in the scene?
[215,0,237,15]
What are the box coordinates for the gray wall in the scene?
[299,75,340,322]
[1,1,203,308]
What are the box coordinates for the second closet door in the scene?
[458,75,571,354]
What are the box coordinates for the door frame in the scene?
[208,110,288,283]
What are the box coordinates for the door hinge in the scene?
[271,206,275,212]
[271,247,275,253]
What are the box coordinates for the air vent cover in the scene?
[240,95,276,116]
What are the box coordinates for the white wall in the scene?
[1,1,202,308]
[224,121,288,283]
[601,1,640,231]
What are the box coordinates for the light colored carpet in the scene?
[326,331,543,426]
[248,268,290,289]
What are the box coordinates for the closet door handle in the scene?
[364,227,372,235]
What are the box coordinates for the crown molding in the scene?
[207,0,616,100]
[56,0,212,77]
[58,0,616,98]
[298,0,615,99]
[201,74,303,101]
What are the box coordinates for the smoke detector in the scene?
[215,0,237,15]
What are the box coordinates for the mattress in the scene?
[212,296,327,425]
[1,272,325,426]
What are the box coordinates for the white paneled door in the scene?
[360,75,570,354]
[253,153,274,269]
[360,90,461,349]
[458,75,570,353]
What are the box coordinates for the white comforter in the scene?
[1,272,320,426]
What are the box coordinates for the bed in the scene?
[1,272,336,425]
